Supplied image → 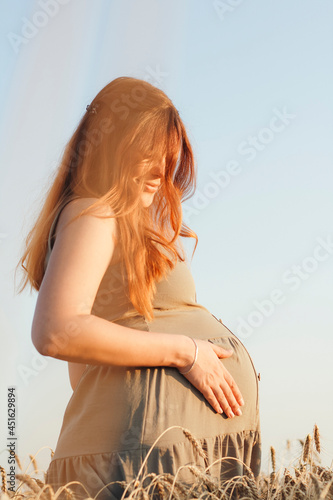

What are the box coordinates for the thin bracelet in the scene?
[179,337,198,375]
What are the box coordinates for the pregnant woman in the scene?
[18,77,261,499]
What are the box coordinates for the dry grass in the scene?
[1,423,332,500]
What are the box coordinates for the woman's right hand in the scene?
[178,338,244,419]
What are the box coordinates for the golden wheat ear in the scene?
[270,445,276,472]
[0,466,8,494]
[302,434,312,463]
[313,423,321,454]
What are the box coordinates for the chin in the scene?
[141,193,155,208]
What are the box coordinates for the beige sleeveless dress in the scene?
[44,198,261,499]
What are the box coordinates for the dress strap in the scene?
[47,196,80,253]
[44,196,80,272]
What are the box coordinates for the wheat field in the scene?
[1,423,332,499]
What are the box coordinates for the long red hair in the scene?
[16,76,198,322]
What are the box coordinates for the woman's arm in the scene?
[31,197,192,369]
[31,197,243,417]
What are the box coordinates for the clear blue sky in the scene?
[1,0,333,481]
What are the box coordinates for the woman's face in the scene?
[133,157,166,208]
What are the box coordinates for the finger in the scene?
[211,345,233,359]
[210,351,243,413]
[223,369,245,407]
[211,385,235,419]
[217,380,242,417]
[203,386,224,415]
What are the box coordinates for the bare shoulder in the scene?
[69,197,115,215]
[33,198,116,348]
[59,197,116,222]
[55,197,118,243]
[37,197,119,326]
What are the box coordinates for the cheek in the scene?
[140,193,153,208]
[133,160,150,173]
[133,165,147,184]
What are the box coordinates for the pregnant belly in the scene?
[53,309,259,459]
[141,332,259,447]
[144,308,260,407]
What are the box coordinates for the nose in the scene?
[149,157,166,181]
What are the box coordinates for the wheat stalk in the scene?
[314,423,321,454]
[181,429,209,469]
[270,446,276,472]
[244,475,260,500]
[320,477,333,499]
[283,467,295,497]
[310,471,322,497]
[161,472,190,497]
[302,434,311,463]
[0,467,7,494]
[156,481,165,499]
[186,465,218,492]
[151,476,182,500]
[63,486,77,499]
[28,455,38,473]
[15,473,41,495]
[269,471,276,488]
[315,465,333,482]
[14,454,23,472]
[6,425,333,500]
[41,484,56,500]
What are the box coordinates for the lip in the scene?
[144,183,160,192]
